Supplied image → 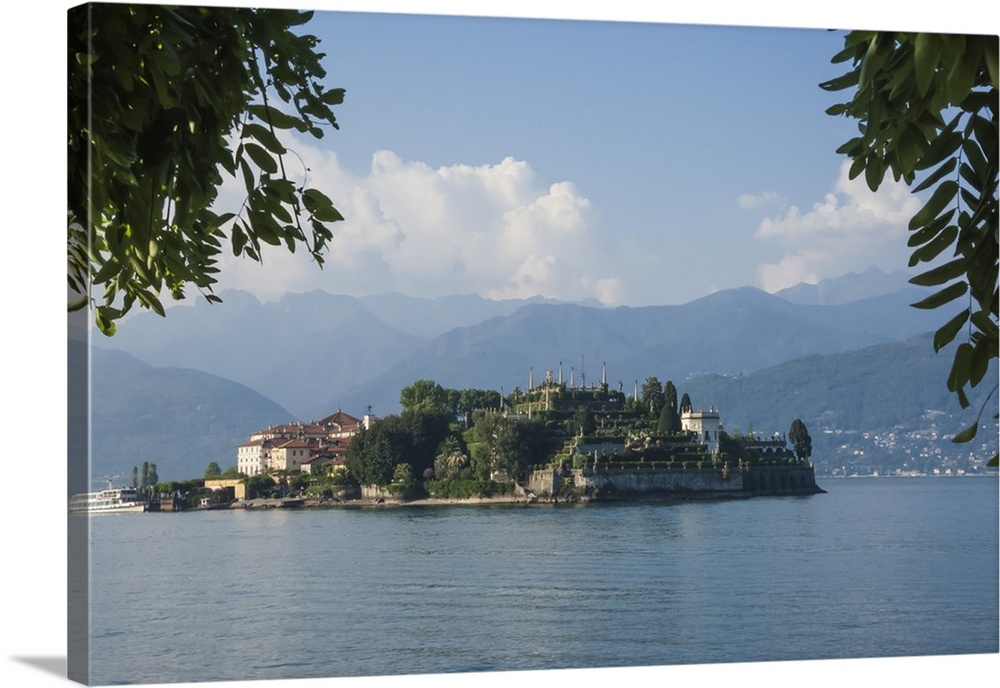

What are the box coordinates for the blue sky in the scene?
[206,3,949,307]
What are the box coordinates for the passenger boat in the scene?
[69,487,147,513]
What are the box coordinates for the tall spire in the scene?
[602,361,606,386]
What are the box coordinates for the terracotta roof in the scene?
[315,410,362,427]
[274,438,312,449]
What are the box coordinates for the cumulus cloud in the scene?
[753,160,922,293]
[213,142,623,305]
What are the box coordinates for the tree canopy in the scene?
[641,376,665,418]
[820,32,997,451]
[68,4,345,335]
[657,380,681,433]
[399,379,452,414]
[788,418,813,461]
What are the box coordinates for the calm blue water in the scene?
[84,477,999,685]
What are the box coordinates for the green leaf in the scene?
[947,44,980,103]
[895,125,927,176]
[908,181,958,230]
[320,87,346,105]
[910,281,968,310]
[835,137,863,156]
[246,143,278,174]
[136,290,165,317]
[909,258,967,287]
[908,223,958,265]
[312,205,344,223]
[819,70,861,92]
[849,156,867,180]
[913,157,956,193]
[864,155,884,191]
[952,423,978,443]
[242,122,286,155]
[248,104,301,130]
[231,223,247,256]
[914,119,961,171]
[238,157,256,196]
[913,33,942,97]
[984,40,999,88]
[947,341,975,394]
[969,337,992,387]
[970,310,999,339]
[302,188,334,211]
[933,309,970,351]
[907,213,953,248]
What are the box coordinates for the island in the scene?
[132,368,824,512]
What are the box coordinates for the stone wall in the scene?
[526,463,822,500]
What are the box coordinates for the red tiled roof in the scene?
[315,410,362,427]
[274,438,312,449]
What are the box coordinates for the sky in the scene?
[204,4,936,307]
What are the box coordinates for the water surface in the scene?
[85,477,999,684]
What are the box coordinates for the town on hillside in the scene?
[141,364,822,510]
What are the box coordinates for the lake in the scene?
[82,477,998,685]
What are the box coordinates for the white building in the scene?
[681,406,722,456]
[237,438,270,476]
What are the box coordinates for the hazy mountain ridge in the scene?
[87,344,293,483]
[323,286,943,416]
[773,266,914,305]
[681,333,997,473]
[101,290,427,417]
[98,281,945,419]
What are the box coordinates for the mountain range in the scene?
[96,268,943,419]
[82,267,993,481]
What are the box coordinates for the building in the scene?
[269,438,312,472]
[237,410,374,476]
[681,406,722,456]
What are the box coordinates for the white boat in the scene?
[69,487,147,513]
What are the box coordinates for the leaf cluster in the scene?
[68,5,344,335]
[821,32,998,449]
[788,418,813,460]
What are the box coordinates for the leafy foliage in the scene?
[788,418,813,461]
[470,413,548,480]
[641,376,665,418]
[344,410,454,486]
[820,32,997,452]
[658,380,681,433]
[680,392,692,414]
[399,379,452,414]
[68,5,344,335]
[344,416,412,486]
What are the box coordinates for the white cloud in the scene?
[753,160,922,293]
[738,191,781,209]
[213,142,622,305]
